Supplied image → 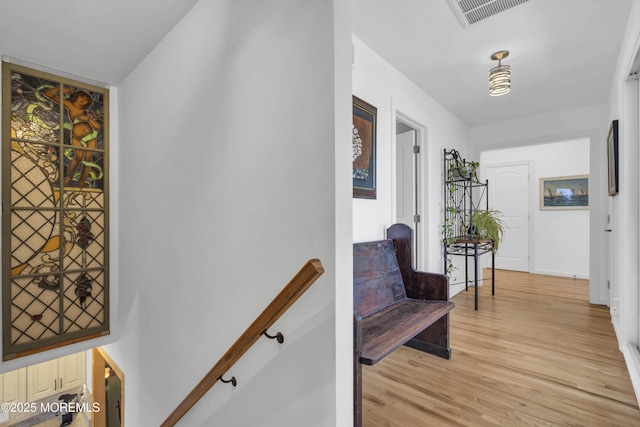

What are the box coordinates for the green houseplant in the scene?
[470,209,505,252]
[448,160,480,182]
[442,206,459,276]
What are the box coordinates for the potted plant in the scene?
[448,160,480,182]
[470,209,505,252]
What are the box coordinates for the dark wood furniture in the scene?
[353,224,454,427]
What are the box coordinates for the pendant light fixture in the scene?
[489,50,511,96]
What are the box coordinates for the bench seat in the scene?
[353,224,454,427]
[359,299,455,365]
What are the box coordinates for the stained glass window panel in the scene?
[64,210,106,270]
[11,276,60,346]
[3,62,109,359]
[10,145,59,208]
[63,270,105,334]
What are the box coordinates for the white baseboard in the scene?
[449,283,466,298]
[532,269,589,280]
[611,316,621,338]
[449,276,486,298]
[621,344,640,406]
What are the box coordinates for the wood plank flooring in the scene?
[362,269,640,426]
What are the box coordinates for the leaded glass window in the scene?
[2,62,109,359]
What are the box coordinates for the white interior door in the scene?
[396,129,417,264]
[485,163,530,271]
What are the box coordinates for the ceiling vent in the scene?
[447,0,531,27]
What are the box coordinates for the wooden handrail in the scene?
[161,259,325,427]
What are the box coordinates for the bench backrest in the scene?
[353,239,407,318]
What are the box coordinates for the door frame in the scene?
[92,347,124,427]
[394,111,427,270]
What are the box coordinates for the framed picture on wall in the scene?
[352,96,377,199]
[607,119,619,196]
[540,175,589,210]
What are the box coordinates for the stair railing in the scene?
[160,258,325,427]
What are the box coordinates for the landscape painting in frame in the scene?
[352,96,376,199]
[540,175,589,210]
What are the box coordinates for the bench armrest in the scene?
[386,223,450,301]
[406,271,449,301]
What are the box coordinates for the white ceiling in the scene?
[353,0,636,126]
[0,0,635,127]
[0,0,200,85]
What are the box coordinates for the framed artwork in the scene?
[352,96,376,199]
[540,175,589,210]
[607,119,619,196]
[2,62,109,359]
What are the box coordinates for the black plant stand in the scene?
[443,149,495,310]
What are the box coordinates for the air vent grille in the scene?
[447,0,531,27]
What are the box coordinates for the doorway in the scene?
[92,348,124,427]
[481,139,590,283]
[395,119,421,268]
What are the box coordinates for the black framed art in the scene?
[352,96,376,199]
[607,119,619,196]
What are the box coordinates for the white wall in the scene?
[103,1,351,426]
[333,0,354,424]
[352,37,469,275]
[606,0,640,405]
[468,102,608,305]
[480,139,590,279]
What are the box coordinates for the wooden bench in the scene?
[353,223,454,427]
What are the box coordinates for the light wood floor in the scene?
[363,270,640,426]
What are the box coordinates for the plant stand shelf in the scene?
[445,238,495,310]
[443,149,496,310]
